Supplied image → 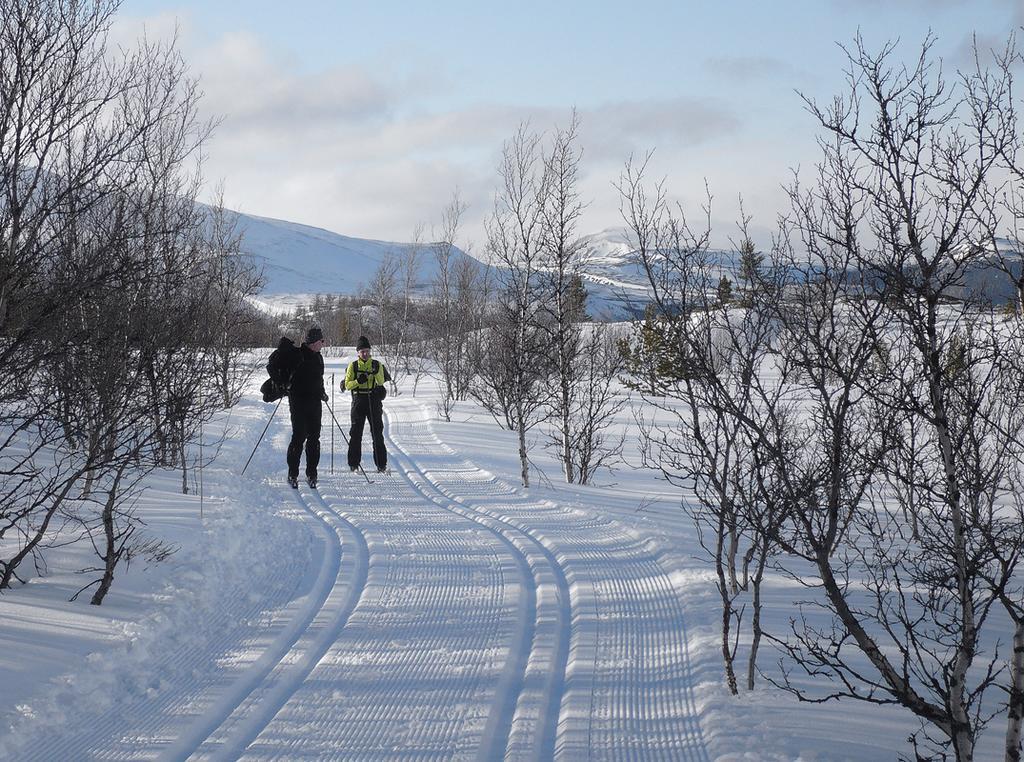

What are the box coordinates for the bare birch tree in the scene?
[366,253,400,362]
[536,111,589,483]
[482,125,547,487]
[617,158,781,693]
[431,192,468,421]
[559,324,626,485]
[0,0,217,601]
[758,34,1024,761]
[390,228,426,394]
[203,189,264,409]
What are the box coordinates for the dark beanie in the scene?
[305,326,324,344]
[356,335,371,350]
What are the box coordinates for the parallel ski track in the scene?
[180,487,369,761]
[19,488,323,762]
[237,454,529,760]
[382,404,573,761]
[17,428,370,762]
[22,556,311,762]
[15,391,709,761]
[383,397,710,761]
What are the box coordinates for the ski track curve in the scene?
[13,425,344,762]
[10,391,711,761]
[233,460,527,760]
[178,487,369,761]
[382,408,572,761]
[382,396,711,762]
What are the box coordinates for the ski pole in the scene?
[199,418,204,520]
[324,399,372,484]
[330,372,335,474]
[242,397,283,476]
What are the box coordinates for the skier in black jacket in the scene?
[285,326,328,488]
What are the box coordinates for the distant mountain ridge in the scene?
[220,207,1023,320]
[220,209,437,294]
[221,208,660,319]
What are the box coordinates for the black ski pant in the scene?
[348,392,386,470]
[287,396,322,479]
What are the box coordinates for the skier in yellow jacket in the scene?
[345,335,390,472]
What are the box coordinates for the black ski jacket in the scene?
[288,343,326,402]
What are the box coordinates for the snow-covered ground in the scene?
[0,358,999,760]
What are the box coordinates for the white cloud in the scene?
[200,96,744,248]
[109,13,770,252]
[109,10,185,50]
[195,32,397,128]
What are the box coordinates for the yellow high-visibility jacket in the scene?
[345,357,388,394]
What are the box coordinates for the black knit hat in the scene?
[305,326,324,344]
[356,335,371,351]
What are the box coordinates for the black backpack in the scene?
[260,337,300,402]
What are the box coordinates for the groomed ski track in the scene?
[20,394,710,761]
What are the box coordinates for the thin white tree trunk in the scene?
[1006,619,1024,762]
[518,419,529,488]
[560,372,573,483]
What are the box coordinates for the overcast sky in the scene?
[114,0,1021,252]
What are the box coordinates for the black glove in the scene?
[356,372,368,384]
[321,390,329,402]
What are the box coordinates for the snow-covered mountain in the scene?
[574,228,765,317]
[957,238,1024,304]
[229,207,1024,319]
[573,228,656,319]
[219,208,458,305]
[575,229,1024,312]
[221,209,660,319]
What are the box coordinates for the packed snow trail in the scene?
[382,399,709,760]
[13,393,709,761]
[177,489,369,760]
